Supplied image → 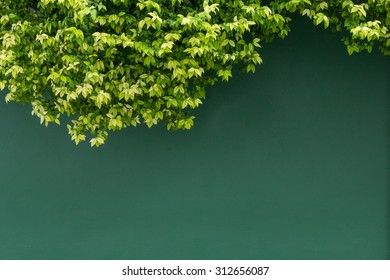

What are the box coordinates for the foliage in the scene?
[0,0,389,146]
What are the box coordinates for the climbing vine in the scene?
[0,0,389,146]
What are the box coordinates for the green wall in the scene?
[0,17,389,260]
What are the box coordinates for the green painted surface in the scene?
[0,18,389,260]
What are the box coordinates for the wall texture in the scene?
[0,17,389,259]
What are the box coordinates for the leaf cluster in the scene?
[0,0,389,146]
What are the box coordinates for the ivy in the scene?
[0,0,389,147]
